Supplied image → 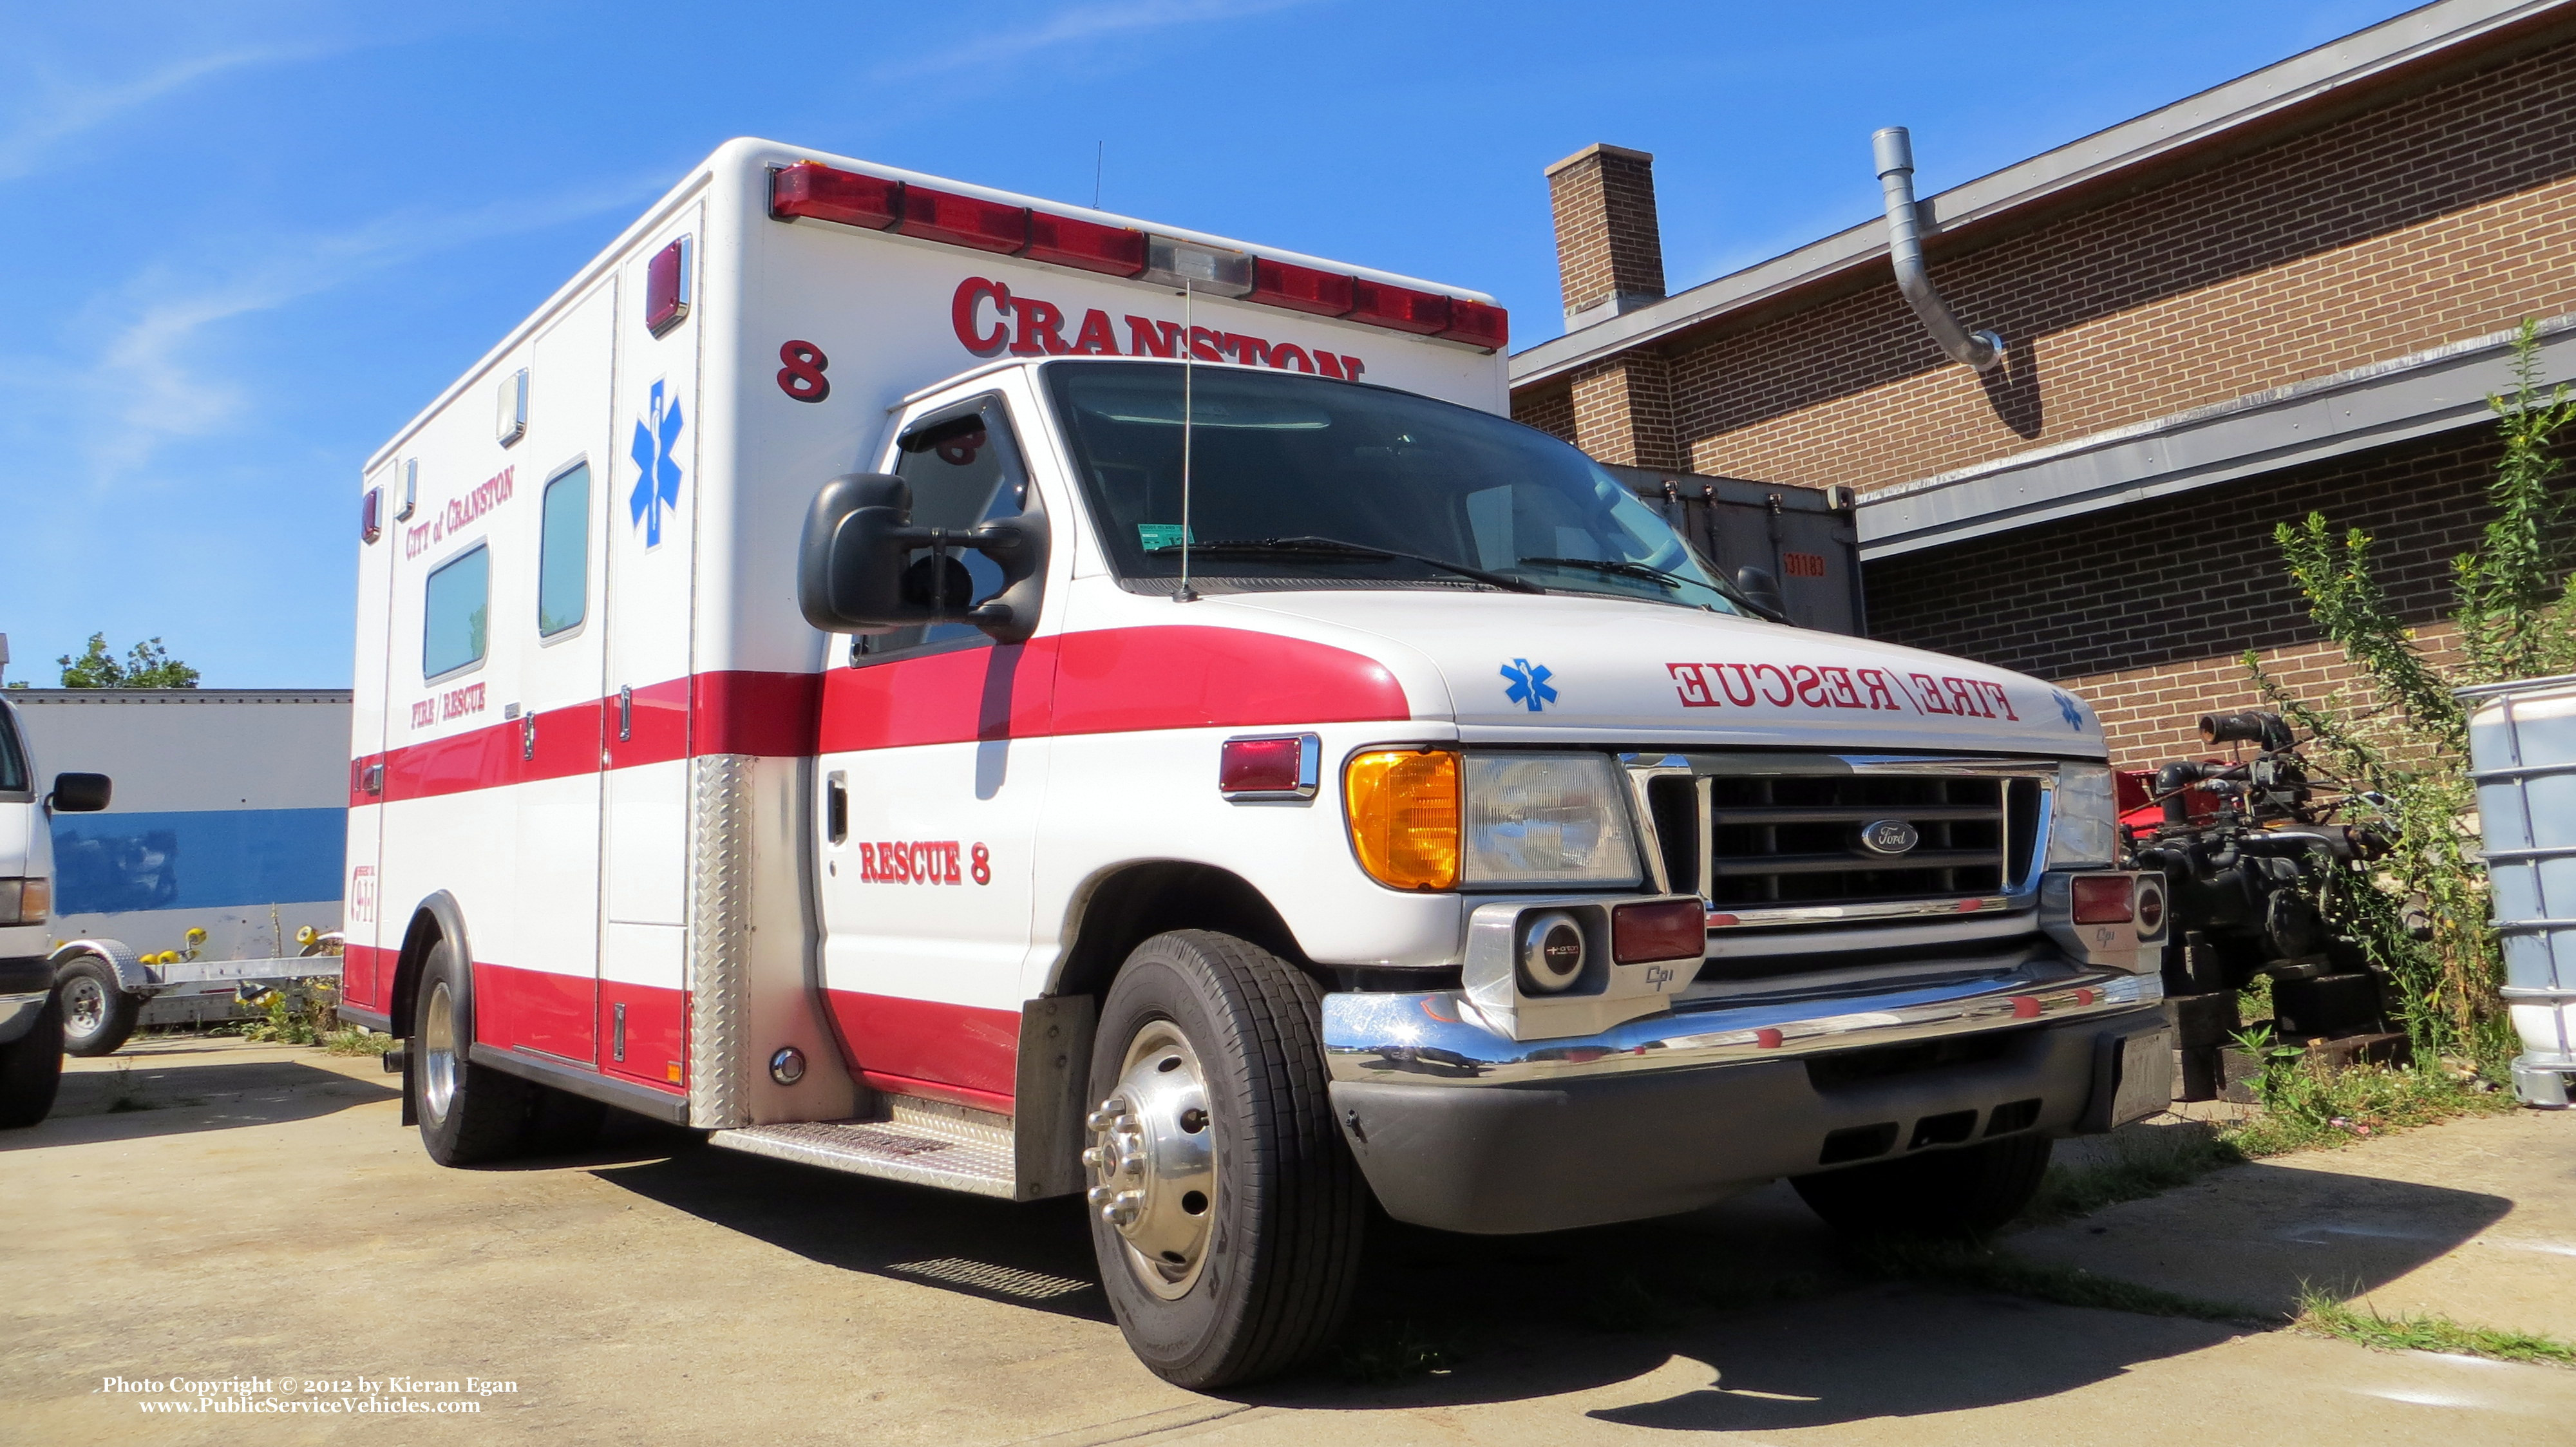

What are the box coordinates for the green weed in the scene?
[2294,1285,2576,1366]
[1857,1238,2253,1323]
[2020,1123,2246,1225]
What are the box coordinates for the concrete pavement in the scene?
[5,1037,2571,1444]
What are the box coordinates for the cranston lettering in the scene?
[951,276,1367,380]
[1666,662,2018,719]
[859,839,968,885]
[402,466,516,560]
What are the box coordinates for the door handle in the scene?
[826,772,848,844]
[618,685,633,742]
[521,712,537,761]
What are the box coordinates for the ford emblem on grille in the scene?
[1860,819,1921,855]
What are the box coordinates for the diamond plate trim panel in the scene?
[687,753,753,1129]
[710,1120,1019,1198]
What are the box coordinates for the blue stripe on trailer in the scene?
[50,808,347,914]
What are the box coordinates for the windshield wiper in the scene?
[1149,535,1544,593]
[1517,556,1697,589]
[1519,554,1781,619]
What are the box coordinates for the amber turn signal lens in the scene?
[1344,750,1460,891]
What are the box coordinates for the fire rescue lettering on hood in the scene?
[1667,662,2021,721]
[951,276,1369,379]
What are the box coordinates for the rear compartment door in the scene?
[601,215,701,1092]
[507,282,618,1064]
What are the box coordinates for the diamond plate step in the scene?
[709,1097,1019,1198]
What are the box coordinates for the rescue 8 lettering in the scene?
[860,840,992,886]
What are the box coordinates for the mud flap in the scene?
[400,1046,418,1127]
[2082,1024,2174,1133]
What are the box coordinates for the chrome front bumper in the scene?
[1323,945,2162,1088]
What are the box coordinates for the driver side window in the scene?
[855,396,1030,661]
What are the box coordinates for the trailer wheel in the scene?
[0,993,65,1129]
[1081,930,1364,1390]
[410,940,533,1166]
[56,958,140,1057]
[1792,1133,2054,1240]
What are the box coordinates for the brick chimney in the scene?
[1546,143,1666,330]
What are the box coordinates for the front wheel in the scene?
[57,958,140,1057]
[1792,1134,2054,1240]
[1083,931,1365,1390]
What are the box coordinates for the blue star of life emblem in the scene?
[2052,688,2089,731]
[629,378,685,548]
[1501,658,1557,712]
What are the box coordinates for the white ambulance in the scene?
[346,138,2174,1388]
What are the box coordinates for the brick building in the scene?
[1509,0,2576,766]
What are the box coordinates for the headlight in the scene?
[1344,751,1643,891]
[1461,753,1640,886]
[0,878,46,926]
[2047,763,2119,867]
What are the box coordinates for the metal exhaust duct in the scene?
[1871,126,2003,372]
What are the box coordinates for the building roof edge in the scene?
[1509,0,2570,389]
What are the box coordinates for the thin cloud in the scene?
[49,172,665,483]
[879,0,1327,79]
[0,46,324,182]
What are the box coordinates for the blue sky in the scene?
[0,0,2421,687]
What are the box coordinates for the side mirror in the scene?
[796,473,1046,645]
[50,772,111,813]
[1733,565,1789,623]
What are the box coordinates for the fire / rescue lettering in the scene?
[856,840,987,885]
[951,277,1365,378]
[1666,661,2007,717]
[409,682,488,730]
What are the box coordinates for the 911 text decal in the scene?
[860,840,992,885]
[1666,663,2020,721]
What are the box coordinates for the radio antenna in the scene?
[1177,277,1197,603]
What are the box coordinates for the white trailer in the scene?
[14,688,351,1054]
[350,138,2174,1387]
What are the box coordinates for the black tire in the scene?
[1083,931,1365,1390]
[409,938,535,1166]
[0,994,66,1129]
[1792,1134,2054,1240]
[57,958,140,1057]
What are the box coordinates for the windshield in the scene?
[1041,361,1750,614]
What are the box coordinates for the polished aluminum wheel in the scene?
[1084,1019,1217,1300]
[421,978,460,1124]
[61,974,108,1039]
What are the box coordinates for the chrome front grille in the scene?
[1631,755,2051,932]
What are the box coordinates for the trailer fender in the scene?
[48,939,151,996]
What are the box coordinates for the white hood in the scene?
[1220,590,2107,758]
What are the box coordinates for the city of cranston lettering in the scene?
[1665,661,2020,721]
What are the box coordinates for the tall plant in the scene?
[2248,319,2574,1062]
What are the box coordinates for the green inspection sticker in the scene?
[1137,524,1195,549]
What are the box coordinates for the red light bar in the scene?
[1348,279,1450,334]
[2070,874,2135,925]
[900,184,1027,254]
[360,486,382,544]
[770,162,898,230]
[1440,298,1508,351]
[1612,900,1705,963]
[1025,211,1146,276]
[1249,259,1354,317]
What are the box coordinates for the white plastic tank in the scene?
[2461,674,2576,1107]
